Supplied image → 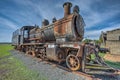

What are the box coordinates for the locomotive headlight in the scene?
[48,44,55,48]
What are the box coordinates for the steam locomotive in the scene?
[12,2,112,72]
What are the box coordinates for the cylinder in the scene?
[63,2,72,17]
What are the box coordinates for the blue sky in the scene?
[0,0,120,42]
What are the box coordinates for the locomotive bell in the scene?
[63,2,72,17]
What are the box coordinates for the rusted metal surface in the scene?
[29,24,56,42]
[66,54,81,71]
[54,12,84,43]
[11,2,120,78]
[12,2,85,44]
[54,14,73,39]
[20,26,36,44]
[28,12,85,43]
[63,2,72,17]
[76,44,84,57]
[12,29,21,46]
[26,51,35,57]
[46,43,58,60]
[42,24,55,41]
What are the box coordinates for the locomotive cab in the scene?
[20,26,36,44]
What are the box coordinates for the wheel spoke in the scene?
[66,54,81,71]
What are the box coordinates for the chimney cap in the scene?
[63,2,72,8]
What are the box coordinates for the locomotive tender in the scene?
[12,2,111,72]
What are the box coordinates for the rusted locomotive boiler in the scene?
[12,2,117,73]
[29,3,84,43]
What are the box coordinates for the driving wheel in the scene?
[66,54,81,71]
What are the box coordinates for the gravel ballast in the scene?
[10,50,120,80]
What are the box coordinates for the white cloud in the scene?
[2,0,119,28]
[85,23,120,39]
[71,0,120,28]
[1,0,64,26]
[0,17,18,30]
[25,1,63,21]
[0,0,120,42]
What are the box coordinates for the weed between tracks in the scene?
[91,52,120,69]
[105,61,120,69]
[0,44,47,80]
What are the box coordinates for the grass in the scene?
[0,44,120,80]
[91,52,105,60]
[0,44,13,57]
[105,61,120,69]
[90,52,120,69]
[0,44,47,80]
[100,53,120,69]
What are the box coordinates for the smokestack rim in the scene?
[63,2,72,8]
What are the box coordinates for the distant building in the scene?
[101,28,120,55]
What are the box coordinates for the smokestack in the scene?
[63,2,72,17]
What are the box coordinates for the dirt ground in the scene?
[104,53,120,62]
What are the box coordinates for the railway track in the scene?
[30,54,120,80]
[44,62,101,79]
[43,61,98,80]
[27,54,100,80]
[42,60,120,80]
